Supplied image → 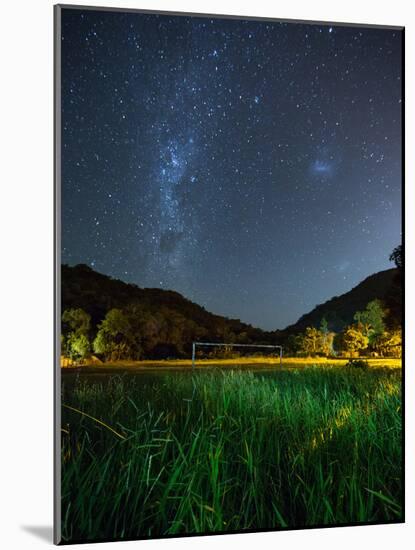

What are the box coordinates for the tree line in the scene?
[61,297,401,363]
[62,305,203,362]
[285,299,401,358]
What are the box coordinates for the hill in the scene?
[285,268,400,333]
[61,264,401,360]
[61,264,268,345]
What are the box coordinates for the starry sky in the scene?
[60,8,402,330]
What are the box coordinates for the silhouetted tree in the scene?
[385,244,403,329]
[286,333,304,355]
[389,244,403,269]
[62,308,91,335]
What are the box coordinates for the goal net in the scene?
[191,342,283,369]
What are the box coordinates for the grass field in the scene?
[62,356,402,371]
[61,364,402,542]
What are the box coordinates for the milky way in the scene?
[61,8,402,329]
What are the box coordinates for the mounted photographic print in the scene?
[54,4,404,545]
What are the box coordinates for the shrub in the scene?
[345,359,369,370]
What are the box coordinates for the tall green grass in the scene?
[61,367,402,542]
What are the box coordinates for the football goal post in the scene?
[191,342,283,370]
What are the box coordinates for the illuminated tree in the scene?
[300,327,323,356]
[353,299,386,343]
[319,317,334,355]
[62,308,91,361]
[373,329,402,358]
[340,326,369,356]
[68,333,90,360]
[321,332,335,356]
[93,308,140,361]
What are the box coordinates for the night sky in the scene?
[61,8,402,330]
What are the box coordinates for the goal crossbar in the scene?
[191,342,283,369]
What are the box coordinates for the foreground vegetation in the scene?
[61,366,402,542]
[61,298,402,363]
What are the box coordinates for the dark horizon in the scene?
[61,8,402,330]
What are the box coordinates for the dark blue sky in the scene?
[61,8,402,330]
